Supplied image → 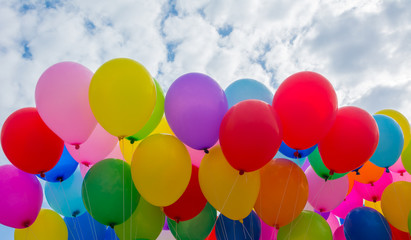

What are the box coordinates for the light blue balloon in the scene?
[225,79,273,108]
[369,114,404,168]
[65,211,106,240]
[45,169,86,217]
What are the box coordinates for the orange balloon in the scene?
[353,160,385,184]
[347,172,355,195]
[254,158,309,228]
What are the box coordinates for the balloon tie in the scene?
[275,224,280,230]
[370,182,374,187]
[23,221,30,228]
[72,210,80,217]
[204,148,209,154]
[130,139,135,144]
[293,151,301,158]
[40,172,45,178]
[385,167,390,173]
[57,177,63,182]
[239,170,245,175]
[109,223,115,229]
[74,144,80,150]
[372,196,377,203]
[176,218,180,224]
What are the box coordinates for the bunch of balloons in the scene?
[1,58,411,240]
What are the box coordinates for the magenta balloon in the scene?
[35,62,97,145]
[332,188,363,219]
[306,166,348,212]
[333,226,346,240]
[327,213,340,233]
[0,165,43,228]
[259,219,277,240]
[165,73,228,150]
[353,171,393,202]
[390,157,406,174]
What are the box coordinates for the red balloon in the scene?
[163,165,207,222]
[219,100,282,172]
[1,108,64,175]
[205,225,217,240]
[273,71,338,150]
[389,223,411,240]
[319,106,379,174]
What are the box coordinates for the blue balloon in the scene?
[344,207,391,240]
[38,146,78,182]
[104,227,120,240]
[225,79,273,108]
[64,211,106,240]
[369,115,404,168]
[279,141,317,159]
[216,211,261,240]
[45,170,86,217]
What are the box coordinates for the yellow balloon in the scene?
[89,58,156,137]
[364,200,383,215]
[376,109,410,152]
[131,134,191,206]
[381,181,411,232]
[199,146,260,220]
[151,116,174,136]
[14,209,68,240]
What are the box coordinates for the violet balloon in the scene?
[354,171,393,202]
[332,188,363,219]
[165,73,228,150]
[0,165,43,228]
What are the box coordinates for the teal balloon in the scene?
[45,170,86,217]
[225,79,273,108]
[369,114,404,168]
[168,203,216,240]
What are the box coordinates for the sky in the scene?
[1,0,411,238]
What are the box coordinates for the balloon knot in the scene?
[239,170,245,175]
[40,172,45,178]
[57,177,63,182]
[385,167,390,173]
[319,208,325,213]
[74,144,80,150]
[275,224,280,230]
[23,221,30,228]
[176,218,180,224]
[82,162,90,167]
[355,170,360,175]
[130,139,135,144]
[239,219,244,224]
[329,170,334,176]
[118,136,124,141]
[370,182,374,187]
[324,176,329,182]
[204,149,209,154]
[401,172,404,176]
[372,197,377,203]
[109,223,115,229]
[72,210,80,217]
[293,151,301,158]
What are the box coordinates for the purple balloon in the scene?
[314,209,331,220]
[163,217,169,230]
[0,165,43,228]
[165,73,228,150]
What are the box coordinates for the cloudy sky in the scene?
[1,0,411,237]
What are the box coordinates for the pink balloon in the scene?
[66,124,118,166]
[391,171,411,182]
[332,188,363,219]
[80,164,92,178]
[35,62,97,145]
[105,143,124,160]
[327,213,340,233]
[333,226,346,240]
[0,165,43,228]
[354,171,393,202]
[306,166,348,212]
[390,157,407,174]
[259,219,278,240]
[187,145,205,167]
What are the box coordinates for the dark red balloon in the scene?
[319,106,379,174]
[1,108,64,174]
[273,71,338,150]
[219,100,282,172]
[164,165,207,222]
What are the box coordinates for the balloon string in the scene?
[241,221,253,239]
[273,162,294,229]
[82,174,95,235]
[85,209,98,240]
[120,137,125,239]
[288,169,302,239]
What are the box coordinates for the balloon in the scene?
[206,226,217,240]
[14,209,68,240]
[115,197,165,240]
[225,78,273,108]
[165,72,228,150]
[105,227,120,240]
[306,166,348,212]
[332,188,363,219]
[315,210,330,220]
[392,171,411,182]
[279,141,316,159]
[199,146,260,220]
[168,203,217,240]
[369,115,404,168]
[219,100,283,172]
[391,222,411,240]
[375,109,410,152]
[308,147,347,180]
[82,159,140,226]
[215,211,261,240]
[105,143,124,160]
[35,61,97,145]
[89,58,156,137]
[64,211,106,240]
[259,219,278,240]
[344,207,392,240]
[1,107,64,174]
[188,144,206,167]
[127,79,165,142]
[327,213,340,233]
[402,140,411,175]
[354,171,393,202]
[350,160,385,184]
[391,157,407,175]
[0,165,42,228]
[254,159,308,228]
[80,163,92,178]
[38,146,78,182]
[333,226,346,240]
[67,124,118,166]
[319,106,379,174]
[164,165,207,222]
[45,170,86,217]
[381,181,411,232]
[273,71,338,150]
[364,200,383,215]
[131,134,191,206]
[277,211,332,240]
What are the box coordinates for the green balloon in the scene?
[402,139,411,175]
[308,148,347,180]
[127,79,165,142]
[168,203,216,240]
[114,197,165,240]
[277,211,332,240]
[82,159,140,226]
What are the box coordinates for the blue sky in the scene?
[1,0,411,238]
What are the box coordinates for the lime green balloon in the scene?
[82,159,140,226]
[114,197,165,240]
[168,203,216,240]
[408,209,411,233]
[277,211,332,240]
[127,79,164,142]
[308,148,347,180]
[403,139,411,175]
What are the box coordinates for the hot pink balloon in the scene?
[391,171,411,182]
[354,171,393,202]
[306,166,348,212]
[332,188,363,219]
[333,226,346,240]
[35,62,97,145]
[66,124,118,166]
[390,157,406,175]
[259,219,278,240]
[0,165,43,228]
[327,213,340,233]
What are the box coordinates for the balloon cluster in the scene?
[1,58,411,240]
